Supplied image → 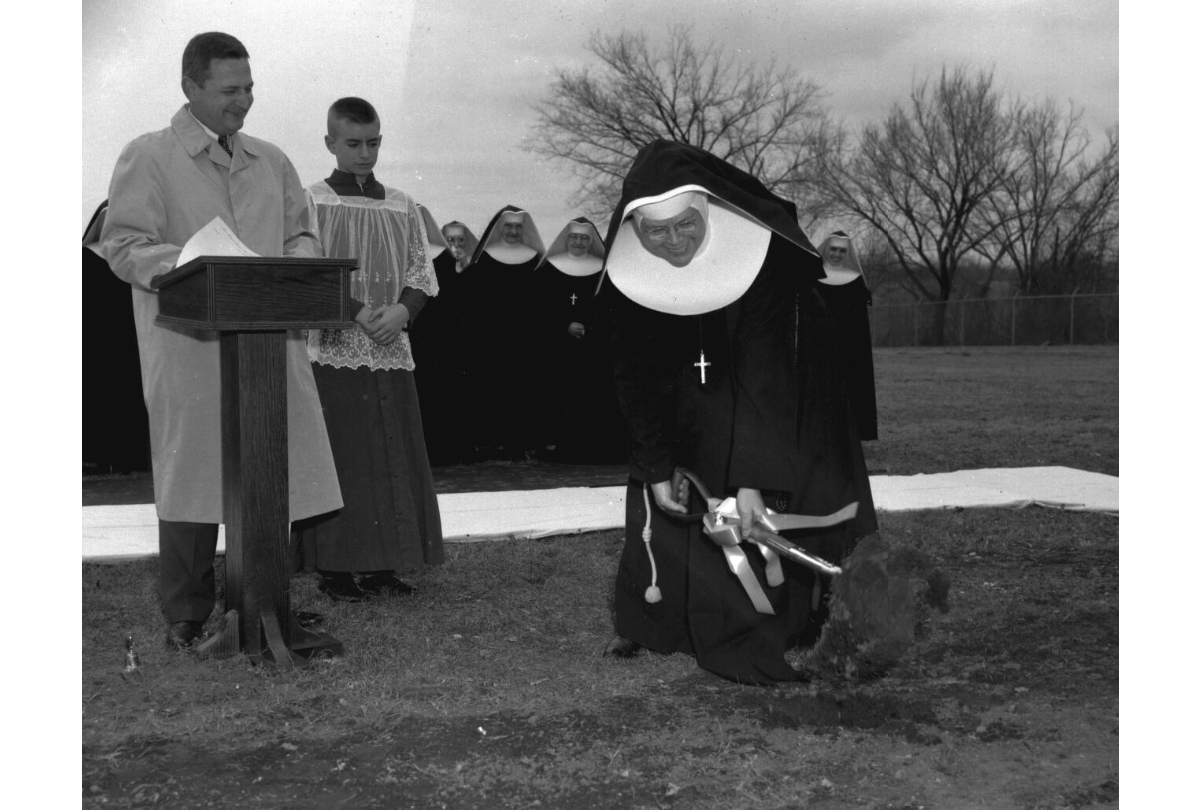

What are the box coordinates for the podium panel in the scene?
[153,256,356,666]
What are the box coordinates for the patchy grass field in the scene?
[82,346,1119,808]
[863,346,1117,478]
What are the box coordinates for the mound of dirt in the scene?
[797,533,950,681]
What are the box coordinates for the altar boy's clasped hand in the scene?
[356,303,410,346]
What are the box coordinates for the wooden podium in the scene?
[151,255,358,667]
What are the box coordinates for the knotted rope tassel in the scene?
[642,484,662,603]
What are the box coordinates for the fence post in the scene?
[913,303,919,347]
[1011,296,1017,346]
[959,299,965,347]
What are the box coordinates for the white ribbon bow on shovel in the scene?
[676,468,858,615]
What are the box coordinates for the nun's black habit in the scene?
[601,140,877,685]
[460,205,546,456]
[534,217,626,461]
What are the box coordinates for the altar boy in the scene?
[293,97,444,602]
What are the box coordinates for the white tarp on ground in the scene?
[81,466,1117,562]
[868,466,1118,515]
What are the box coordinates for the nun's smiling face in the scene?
[501,221,524,244]
[566,231,593,256]
[636,207,706,267]
[826,242,849,266]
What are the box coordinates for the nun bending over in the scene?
[599,140,877,685]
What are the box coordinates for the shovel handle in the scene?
[746,526,843,576]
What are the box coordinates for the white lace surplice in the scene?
[306,183,439,371]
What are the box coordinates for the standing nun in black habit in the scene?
[410,206,473,464]
[462,205,546,458]
[534,218,626,462]
[816,230,878,441]
[599,140,877,685]
[440,220,478,274]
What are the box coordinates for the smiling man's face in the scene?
[184,58,253,136]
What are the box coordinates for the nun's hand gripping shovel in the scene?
[676,468,856,614]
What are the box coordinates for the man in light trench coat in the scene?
[99,32,342,650]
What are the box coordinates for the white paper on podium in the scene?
[176,217,259,267]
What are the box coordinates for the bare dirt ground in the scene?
[83,509,1117,809]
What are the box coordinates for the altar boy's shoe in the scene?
[318,571,366,603]
[358,572,414,597]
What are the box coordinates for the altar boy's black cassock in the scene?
[600,140,877,684]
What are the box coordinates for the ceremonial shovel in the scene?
[675,468,854,577]
[705,511,853,577]
[673,471,950,679]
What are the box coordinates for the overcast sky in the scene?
[82,0,1118,242]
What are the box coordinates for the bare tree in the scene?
[529,26,830,221]
[982,102,1118,294]
[813,66,1016,343]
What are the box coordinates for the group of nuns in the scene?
[408,195,875,469]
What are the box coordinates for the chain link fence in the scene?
[868,293,1118,347]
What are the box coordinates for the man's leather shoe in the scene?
[603,636,643,658]
[293,610,324,629]
[165,621,202,650]
[358,572,414,597]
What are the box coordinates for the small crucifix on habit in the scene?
[569,293,578,306]
[694,351,711,384]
